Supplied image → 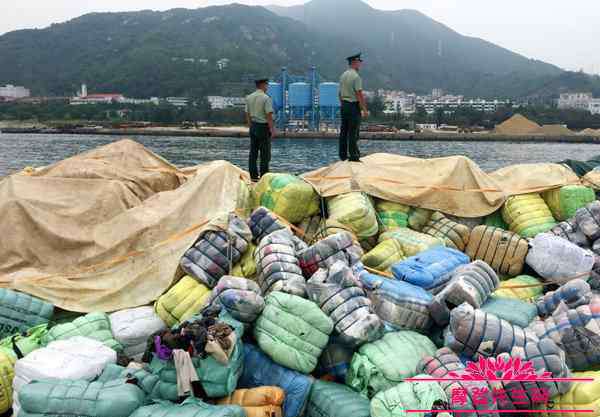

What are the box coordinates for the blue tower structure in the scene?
[267,65,340,132]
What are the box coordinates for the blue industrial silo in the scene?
[268,82,283,111]
[288,82,312,119]
[319,82,340,120]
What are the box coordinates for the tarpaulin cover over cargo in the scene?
[303,153,580,218]
[0,139,591,311]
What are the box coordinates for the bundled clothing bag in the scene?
[543,185,596,221]
[217,386,285,417]
[370,376,449,417]
[254,291,333,374]
[254,173,319,224]
[502,193,557,238]
[418,347,498,417]
[430,260,499,326]
[550,220,591,248]
[375,200,410,231]
[359,269,432,331]
[306,380,370,417]
[361,239,405,273]
[248,206,289,242]
[317,342,354,383]
[0,349,15,414]
[255,229,307,297]
[327,192,379,239]
[306,261,383,347]
[575,201,600,241]
[422,212,471,251]
[536,278,592,317]
[0,289,53,339]
[0,323,48,359]
[239,344,313,417]
[378,228,444,258]
[346,331,437,398]
[391,246,469,293]
[502,338,572,408]
[528,299,600,371]
[209,276,265,324]
[480,296,538,328]
[298,232,363,278]
[493,275,544,301]
[130,397,246,417]
[109,306,166,361]
[41,312,122,351]
[18,378,145,417]
[13,337,116,416]
[466,226,529,277]
[526,233,595,283]
[537,370,600,417]
[180,213,252,288]
[231,242,257,280]
[154,275,211,327]
[445,303,538,357]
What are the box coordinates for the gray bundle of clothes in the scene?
[248,206,288,242]
[180,214,252,288]
[306,261,383,347]
[297,232,363,278]
[209,276,265,324]
[429,260,499,326]
[255,229,307,297]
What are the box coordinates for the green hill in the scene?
[0,0,598,99]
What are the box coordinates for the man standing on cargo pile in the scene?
[339,53,369,162]
[245,78,275,181]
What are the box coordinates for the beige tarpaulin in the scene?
[0,140,249,312]
[303,153,581,217]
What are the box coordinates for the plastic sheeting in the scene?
[304,154,579,218]
[0,140,249,312]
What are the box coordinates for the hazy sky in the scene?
[2,0,599,74]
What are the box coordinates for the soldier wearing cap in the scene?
[245,78,276,181]
[339,53,368,162]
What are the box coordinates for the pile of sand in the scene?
[579,128,600,136]
[534,124,574,136]
[494,114,541,135]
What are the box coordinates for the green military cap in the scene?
[346,53,363,64]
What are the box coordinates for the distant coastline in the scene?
[2,126,600,143]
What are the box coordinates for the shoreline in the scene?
[2,127,600,143]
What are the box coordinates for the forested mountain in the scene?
[0,0,598,99]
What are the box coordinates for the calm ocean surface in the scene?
[1,133,599,176]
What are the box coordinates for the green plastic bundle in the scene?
[254,173,319,223]
[370,376,448,417]
[41,312,122,351]
[346,331,437,398]
[375,200,410,231]
[542,185,596,221]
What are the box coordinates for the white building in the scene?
[166,97,189,107]
[217,58,230,70]
[590,99,600,115]
[70,94,125,105]
[558,92,593,111]
[0,84,31,99]
[207,96,246,110]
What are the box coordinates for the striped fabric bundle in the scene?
[180,213,252,288]
[550,220,590,249]
[536,278,592,318]
[297,232,363,278]
[248,207,289,242]
[255,229,306,297]
[422,212,471,251]
[307,261,383,347]
[429,260,499,326]
[417,347,499,417]
[528,299,600,371]
[445,303,538,358]
[358,269,432,331]
[209,276,265,323]
[575,201,600,241]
